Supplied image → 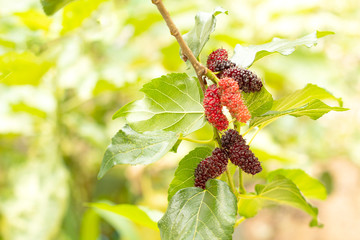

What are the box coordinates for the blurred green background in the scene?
[0,0,359,239]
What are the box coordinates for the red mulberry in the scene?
[218,77,251,123]
[221,66,263,93]
[203,84,229,131]
[207,49,235,72]
[221,129,262,175]
[194,148,229,189]
[207,48,228,63]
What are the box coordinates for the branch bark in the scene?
[151,0,207,92]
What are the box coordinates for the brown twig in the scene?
[151,0,207,92]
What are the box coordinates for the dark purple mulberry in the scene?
[221,129,262,175]
[194,148,228,189]
[221,129,245,149]
[221,66,263,93]
[209,59,236,72]
[203,84,229,131]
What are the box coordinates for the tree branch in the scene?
[151,0,207,92]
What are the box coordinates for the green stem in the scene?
[238,169,246,194]
[205,69,220,84]
[242,126,254,137]
[226,167,238,198]
[234,217,245,228]
[179,137,214,144]
[213,127,222,146]
[234,120,240,132]
[248,126,262,146]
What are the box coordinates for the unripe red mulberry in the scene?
[194,148,229,189]
[207,49,235,72]
[203,84,229,131]
[221,66,263,93]
[218,77,251,123]
[221,129,262,175]
[207,48,228,63]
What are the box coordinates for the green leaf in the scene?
[0,52,52,86]
[250,84,348,128]
[169,139,182,153]
[240,175,321,227]
[251,148,294,163]
[92,79,118,96]
[267,169,327,200]
[159,180,237,240]
[62,0,108,34]
[238,194,261,218]
[11,102,47,118]
[242,86,273,117]
[168,147,212,201]
[15,9,52,31]
[183,7,228,59]
[98,125,178,179]
[90,202,159,231]
[0,39,16,49]
[272,83,343,110]
[113,73,205,136]
[250,99,347,127]
[231,31,334,68]
[80,209,100,240]
[90,203,141,240]
[41,0,75,15]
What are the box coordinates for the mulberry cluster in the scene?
[194,148,229,189]
[221,129,262,175]
[221,66,263,93]
[207,48,263,93]
[203,85,229,131]
[206,49,235,72]
[218,77,251,123]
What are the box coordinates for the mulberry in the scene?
[221,129,262,175]
[207,49,235,72]
[207,48,228,63]
[218,77,251,123]
[221,129,245,149]
[194,148,229,189]
[208,59,236,72]
[203,84,229,131]
[221,66,263,93]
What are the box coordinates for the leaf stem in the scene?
[151,0,207,92]
[234,217,246,228]
[248,126,262,146]
[238,169,246,194]
[242,126,254,137]
[179,137,213,144]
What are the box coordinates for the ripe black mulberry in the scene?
[221,66,263,93]
[194,148,228,189]
[221,129,262,175]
